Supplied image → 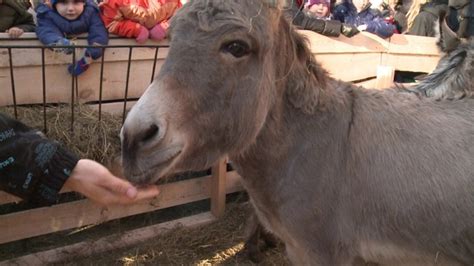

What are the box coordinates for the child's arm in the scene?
[100,1,143,38]
[86,10,109,60]
[36,14,66,45]
[13,14,36,33]
[365,17,396,38]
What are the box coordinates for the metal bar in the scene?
[122,47,133,124]
[71,49,76,133]
[0,44,168,49]
[41,48,47,133]
[7,48,18,119]
[98,47,105,121]
[150,47,159,83]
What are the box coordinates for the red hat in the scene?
[307,0,330,7]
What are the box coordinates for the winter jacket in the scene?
[285,0,360,37]
[333,1,396,38]
[0,0,35,33]
[408,2,448,37]
[36,0,108,59]
[100,0,181,38]
[0,113,79,206]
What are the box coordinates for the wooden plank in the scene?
[3,212,215,265]
[211,159,227,217]
[300,31,386,54]
[0,60,164,106]
[354,78,377,89]
[0,187,74,206]
[0,45,169,68]
[375,65,395,89]
[316,53,381,82]
[387,34,439,56]
[0,172,243,244]
[87,100,137,115]
[381,53,440,73]
[0,34,169,67]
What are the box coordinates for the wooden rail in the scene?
[0,170,241,245]
[0,32,440,108]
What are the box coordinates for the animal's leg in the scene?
[260,225,279,248]
[245,221,264,263]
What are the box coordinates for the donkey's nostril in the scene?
[141,124,159,143]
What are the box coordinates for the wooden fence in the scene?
[0,31,441,263]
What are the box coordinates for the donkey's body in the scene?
[237,83,474,264]
[121,1,474,264]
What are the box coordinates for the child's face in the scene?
[353,0,368,12]
[56,0,85,20]
[309,4,330,18]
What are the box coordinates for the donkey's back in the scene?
[343,89,474,264]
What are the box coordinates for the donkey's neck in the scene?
[231,78,354,200]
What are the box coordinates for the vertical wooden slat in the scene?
[210,158,227,217]
[375,65,395,89]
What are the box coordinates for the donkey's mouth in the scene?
[127,145,183,185]
[150,146,181,170]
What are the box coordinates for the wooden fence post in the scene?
[375,65,395,89]
[210,158,227,217]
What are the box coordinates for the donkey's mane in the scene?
[402,39,474,100]
[275,11,335,114]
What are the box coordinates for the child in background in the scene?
[305,0,332,19]
[0,0,36,38]
[99,0,182,43]
[36,0,109,76]
[333,0,396,38]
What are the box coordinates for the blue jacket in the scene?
[36,0,108,59]
[333,1,395,38]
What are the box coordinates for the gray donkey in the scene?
[120,0,474,264]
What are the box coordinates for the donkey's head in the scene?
[121,0,323,184]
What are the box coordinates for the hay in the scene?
[56,202,290,265]
[0,104,122,166]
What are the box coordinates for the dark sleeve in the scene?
[14,11,36,32]
[86,7,109,59]
[284,3,342,37]
[0,113,79,206]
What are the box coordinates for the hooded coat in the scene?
[408,1,448,37]
[35,0,108,59]
[333,0,396,38]
[0,0,35,33]
[100,0,181,38]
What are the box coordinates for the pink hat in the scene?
[306,0,330,7]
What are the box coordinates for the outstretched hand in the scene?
[6,27,24,38]
[64,159,160,206]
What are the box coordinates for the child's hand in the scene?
[149,21,169,41]
[357,24,368,31]
[6,27,24,38]
[51,38,74,54]
[341,24,360,37]
[68,54,92,76]
[136,26,150,43]
[64,159,160,206]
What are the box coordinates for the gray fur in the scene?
[121,1,474,264]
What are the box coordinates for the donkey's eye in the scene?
[221,41,250,58]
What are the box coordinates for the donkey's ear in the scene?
[285,29,327,114]
[436,10,461,53]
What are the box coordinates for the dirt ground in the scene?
[54,202,290,266]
